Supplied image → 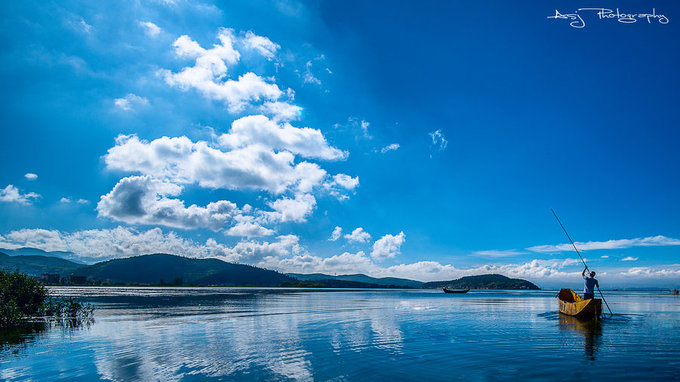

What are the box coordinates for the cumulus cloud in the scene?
[97,176,242,231]
[260,101,302,121]
[380,144,400,154]
[0,185,40,205]
[332,174,359,190]
[0,227,301,263]
[329,226,342,241]
[104,134,329,194]
[621,256,639,262]
[162,30,282,112]
[1,225,676,284]
[24,173,38,180]
[242,31,280,60]
[371,232,405,261]
[139,21,161,37]
[259,251,374,276]
[619,266,680,278]
[114,93,148,111]
[224,216,275,238]
[265,193,316,223]
[344,227,371,243]
[257,253,586,283]
[218,115,346,160]
[527,235,680,253]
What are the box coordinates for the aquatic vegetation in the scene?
[0,270,93,327]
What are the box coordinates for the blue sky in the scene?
[1,0,678,287]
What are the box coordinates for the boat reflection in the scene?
[558,314,602,360]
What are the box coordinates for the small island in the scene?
[423,274,540,290]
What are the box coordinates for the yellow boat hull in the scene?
[558,289,602,319]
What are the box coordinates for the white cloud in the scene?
[218,115,347,160]
[0,227,300,263]
[1,225,677,285]
[139,21,161,37]
[24,173,38,180]
[621,256,639,262]
[79,18,92,33]
[265,193,316,223]
[104,134,329,194]
[329,226,342,241]
[344,227,371,243]
[332,174,359,190]
[527,235,680,253]
[242,31,280,60]
[60,197,89,205]
[429,129,448,155]
[97,176,242,231]
[371,232,405,261]
[230,234,304,263]
[302,61,321,85]
[473,249,526,258]
[260,101,302,121]
[162,30,283,112]
[619,266,680,278]
[114,93,148,111]
[257,253,585,283]
[380,144,400,154]
[0,185,40,205]
[360,120,371,138]
[259,251,374,275]
[224,217,274,238]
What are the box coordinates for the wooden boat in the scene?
[443,288,470,294]
[558,289,601,319]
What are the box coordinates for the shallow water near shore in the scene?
[1,288,679,381]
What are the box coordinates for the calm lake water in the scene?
[1,288,679,381]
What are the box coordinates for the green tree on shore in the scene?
[0,270,92,327]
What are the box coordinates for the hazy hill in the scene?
[0,250,84,276]
[288,273,423,288]
[1,247,78,261]
[79,254,296,286]
[423,274,539,290]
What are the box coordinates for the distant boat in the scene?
[558,289,602,319]
[443,288,469,294]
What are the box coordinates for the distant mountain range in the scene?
[0,248,540,289]
[0,250,83,276]
[0,251,295,287]
[1,247,80,261]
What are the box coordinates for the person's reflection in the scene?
[558,314,602,360]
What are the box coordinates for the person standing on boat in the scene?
[582,268,599,300]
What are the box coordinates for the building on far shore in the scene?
[41,273,60,284]
[68,274,87,284]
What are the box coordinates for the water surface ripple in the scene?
[1,288,679,381]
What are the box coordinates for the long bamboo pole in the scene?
[551,209,613,316]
